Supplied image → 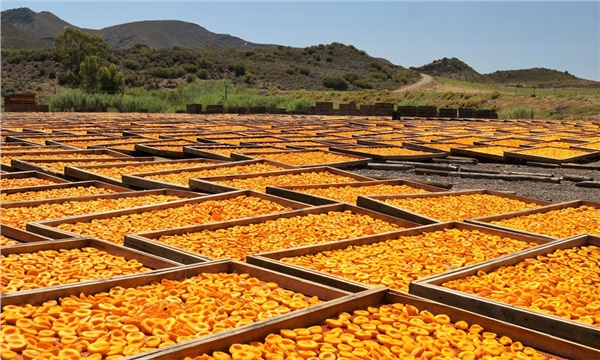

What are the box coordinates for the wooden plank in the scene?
[450,146,518,162]
[123,203,420,265]
[64,157,221,186]
[357,189,553,225]
[247,221,554,293]
[189,166,375,194]
[410,235,600,349]
[266,179,448,206]
[27,190,311,240]
[131,287,598,360]
[121,159,294,191]
[467,200,599,239]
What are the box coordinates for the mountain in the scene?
[93,21,276,51]
[418,57,598,88]
[1,7,275,51]
[1,7,76,47]
[417,57,493,83]
[485,68,599,88]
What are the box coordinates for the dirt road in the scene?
[393,73,434,93]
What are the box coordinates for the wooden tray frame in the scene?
[357,189,553,225]
[504,146,600,164]
[189,166,375,194]
[0,170,70,190]
[330,145,447,161]
[0,224,62,247]
[230,149,371,168]
[467,200,600,239]
[450,145,520,162]
[64,158,223,187]
[182,145,280,160]
[247,221,554,293]
[0,180,131,203]
[266,178,448,206]
[27,190,311,241]
[0,237,181,295]
[122,159,294,191]
[0,260,354,360]
[410,234,600,349]
[123,203,420,266]
[2,188,203,237]
[132,287,597,360]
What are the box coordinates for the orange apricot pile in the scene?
[485,139,539,147]
[249,151,360,166]
[489,205,600,238]
[144,163,287,186]
[61,138,157,149]
[2,194,185,230]
[0,177,60,189]
[56,196,292,244]
[341,147,430,156]
[0,235,20,247]
[443,245,600,327]
[188,302,549,360]
[1,247,152,293]
[382,194,541,222]
[157,210,403,261]
[214,171,359,193]
[10,135,113,145]
[281,228,539,292]
[0,272,321,359]
[1,153,116,166]
[292,183,429,204]
[464,146,515,156]
[1,185,118,203]
[205,147,283,157]
[82,161,212,180]
[514,147,591,159]
[23,159,143,173]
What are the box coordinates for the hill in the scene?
[1,7,76,47]
[94,21,276,51]
[417,57,493,83]
[486,68,600,88]
[1,7,276,52]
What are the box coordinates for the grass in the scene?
[39,77,600,121]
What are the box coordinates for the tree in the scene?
[79,56,101,93]
[55,28,108,78]
[99,64,124,94]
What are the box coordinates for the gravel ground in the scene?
[350,159,600,203]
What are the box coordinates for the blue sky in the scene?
[4,1,599,81]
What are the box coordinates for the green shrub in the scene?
[323,77,348,91]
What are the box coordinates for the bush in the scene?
[323,76,348,91]
[186,74,196,83]
[197,69,209,79]
[353,79,373,89]
[231,61,246,77]
[58,71,77,85]
[505,106,533,119]
[298,68,310,76]
[490,91,501,99]
[124,74,141,87]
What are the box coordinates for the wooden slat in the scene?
[329,145,448,161]
[229,149,371,168]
